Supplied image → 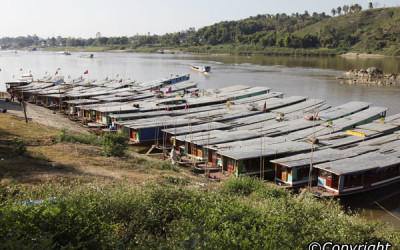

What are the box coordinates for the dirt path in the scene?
[0,100,90,134]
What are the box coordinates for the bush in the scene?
[0,181,399,249]
[9,138,27,156]
[251,183,290,199]
[160,161,180,172]
[55,129,100,145]
[132,155,180,172]
[223,176,263,196]
[101,133,128,157]
[162,176,189,186]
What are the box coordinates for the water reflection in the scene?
[340,183,400,229]
[186,54,400,74]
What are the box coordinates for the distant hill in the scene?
[182,7,400,56]
[1,6,399,56]
[293,7,400,55]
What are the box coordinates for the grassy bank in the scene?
[0,113,399,249]
[37,44,342,56]
[184,44,342,56]
[40,46,110,52]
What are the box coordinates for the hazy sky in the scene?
[1,0,398,38]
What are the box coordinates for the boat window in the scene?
[331,174,339,189]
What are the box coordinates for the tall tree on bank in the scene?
[331,8,336,16]
[337,6,342,15]
[343,5,349,14]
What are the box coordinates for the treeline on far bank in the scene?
[1,5,400,56]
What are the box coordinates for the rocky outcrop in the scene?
[339,68,399,86]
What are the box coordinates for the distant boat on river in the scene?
[57,51,71,55]
[190,65,211,74]
[79,54,94,58]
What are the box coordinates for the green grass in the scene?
[55,129,129,157]
[55,129,101,145]
[0,177,398,249]
[131,155,180,172]
[184,44,340,56]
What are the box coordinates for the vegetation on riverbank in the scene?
[2,5,399,56]
[2,177,399,249]
[1,111,400,248]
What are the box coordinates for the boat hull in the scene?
[191,66,211,74]
[314,176,400,197]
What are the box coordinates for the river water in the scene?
[0,50,399,228]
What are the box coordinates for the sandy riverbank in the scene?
[0,100,90,134]
[340,52,388,58]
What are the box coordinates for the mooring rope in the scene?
[364,193,400,222]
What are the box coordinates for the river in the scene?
[0,50,399,228]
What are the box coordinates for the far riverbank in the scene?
[14,45,400,58]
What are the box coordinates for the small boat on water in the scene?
[79,54,94,58]
[57,51,71,55]
[190,65,211,74]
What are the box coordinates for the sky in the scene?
[0,0,399,38]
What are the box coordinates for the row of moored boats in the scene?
[6,72,400,197]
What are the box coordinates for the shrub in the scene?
[0,181,399,249]
[252,183,290,199]
[55,128,100,145]
[9,138,27,156]
[101,133,128,157]
[223,176,263,196]
[160,161,180,172]
[131,155,180,172]
[162,176,189,186]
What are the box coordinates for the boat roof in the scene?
[120,105,257,127]
[375,113,400,125]
[270,146,377,168]
[271,99,324,115]
[219,141,311,161]
[111,103,226,120]
[323,106,388,130]
[317,101,371,121]
[233,92,284,104]
[176,129,261,146]
[314,151,400,175]
[110,92,285,120]
[162,121,230,136]
[123,116,203,130]
[64,98,102,105]
[234,117,324,137]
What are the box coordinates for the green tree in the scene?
[337,6,342,15]
[331,8,336,16]
[354,4,362,12]
[301,34,319,48]
[343,5,349,14]
[97,37,109,46]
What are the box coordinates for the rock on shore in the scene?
[339,67,399,86]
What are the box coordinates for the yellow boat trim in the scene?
[346,130,366,137]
